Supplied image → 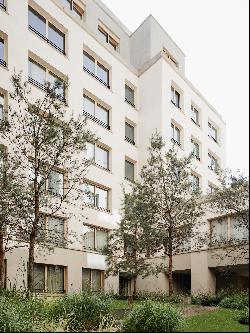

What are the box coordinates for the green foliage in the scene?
[237,307,249,325]
[191,292,221,306]
[46,292,113,331]
[219,291,249,310]
[134,291,186,304]
[121,301,184,332]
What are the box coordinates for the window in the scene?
[125,122,135,145]
[0,93,4,122]
[33,263,65,293]
[208,184,216,194]
[48,170,64,196]
[171,123,181,146]
[28,6,66,54]
[82,268,104,292]
[191,105,200,126]
[28,58,66,102]
[208,122,218,143]
[62,0,84,19]
[210,218,228,245]
[125,160,135,182]
[0,147,5,177]
[0,0,6,11]
[191,139,200,160]
[47,217,65,246]
[98,25,119,51]
[171,86,181,108]
[192,174,200,192]
[83,95,110,129]
[0,37,6,67]
[83,51,110,88]
[231,216,249,242]
[208,153,218,172]
[125,85,135,107]
[82,225,108,252]
[82,183,109,212]
[84,142,109,170]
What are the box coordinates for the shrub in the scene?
[237,307,249,325]
[46,292,113,331]
[191,292,219,306]
[0,290,45,332]
[135,291,186,304]
[219,292,249,310]
[121,301,184,332]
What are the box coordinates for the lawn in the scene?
[185,308,249,332]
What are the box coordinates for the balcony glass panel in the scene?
[28,7,46,38]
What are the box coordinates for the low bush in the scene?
[191,292,219,306]
[121,301,184,332]
[219,292,249,310]
[135,290,187,304]
[46,292,113,331]
[237,307,249,325]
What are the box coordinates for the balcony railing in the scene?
[83,66,110,89]
[171,100,181,110]
[191,117,201,127]
[125,136,135,146]
[171,138,181,147]
[0,2,6,11]
[83,109,110,130]
[125,98,135,108]
[29,25,65,55]
[0,58,6,68]
[28,77,66,103]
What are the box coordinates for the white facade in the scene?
[0,0,235,295]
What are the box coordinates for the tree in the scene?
[105,187,160,296]
[0,73,95,291]
[207,169,249,263]
[106,133,205,296]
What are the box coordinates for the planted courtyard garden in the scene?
[0,289,248,332]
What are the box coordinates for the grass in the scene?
[185,308,249,332]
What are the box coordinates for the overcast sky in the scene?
[101,0,249,174]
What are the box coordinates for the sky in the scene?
[101,0,249,174]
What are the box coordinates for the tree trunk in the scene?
[0,229,5,289]
[133,276,137,297]
[168,253,174,297]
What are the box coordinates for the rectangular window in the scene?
[48,71,65,102]
[191,105,199,125]
[211,218,228,245]
[62,0,71,10]
[0,147,5,177]
[82,183,109,212]
[83,51,110,88]
[192,174,200,193]
[208,122,218,142]
[208,153,218,172]
[125,122,135,145]
[48,170,64,196]
[171,124,181,146]
[0,93,4,122]
[83,225,108,252]
[208,184,216,194]
[84,142,109,170]
[98,25,119,51]
[125,85,135,107]
[191,139,200,160]
[73,2,84,19]
[82,268,104,292]
[47,217,65,246]
[125,160,135,182]
[28,58,46,89]
[33,263,65,294]
[231,216,249,242]
[171,87,181,108]
[83,95,110,129]
[28,7,46,39]
[29,6,65,54]
[0,38,6,67]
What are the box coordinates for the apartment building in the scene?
[0,0,248,295]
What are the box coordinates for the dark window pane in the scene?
[125,160,134,181]
[125,123,134,142]
[48,72,65,100]
[47,265,64,293]
[98,27,108,43]
[48,217,65,246]
[83,52,95,75]
[125,85,135,105]
[28,7,46,38]
[96,105,109,126]
[92,270,102,291]
[48,23,65,52]
[97,63,109,86]
[0,38,4,62]
[33,264,45,292]
[0,94,4,121]
[82,268,91,291]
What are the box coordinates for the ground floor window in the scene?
[82,268,104,292]
[119,274,132,297]
[33,263,66,294]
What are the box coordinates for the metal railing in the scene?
[125,136,135,146]
[83,66,110,89]
[0,58,6,68]
[83,109,110,130]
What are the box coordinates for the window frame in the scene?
[83,94,110,130]
[191,139,200,161]
[208,122,218,143]
[0,91,6,123]
[171,86,181,109]
[42,215,67,247]
[0,0,6,11]
[84,141,110,171]
[82,268,104,292]
[82,224,108,252]
[28,6,66,55]
[83,50,110,89]
[192,173,200,193]
[82,182,110,212]
[0,36,7,68]
[98,24,119,52]
[191,105,200,126]
[33,263,66,294]
[208,153,218,172]
[125,84,135,108]
[171,123,181,146]
[125,159,135,182]
[125,122,135,145]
